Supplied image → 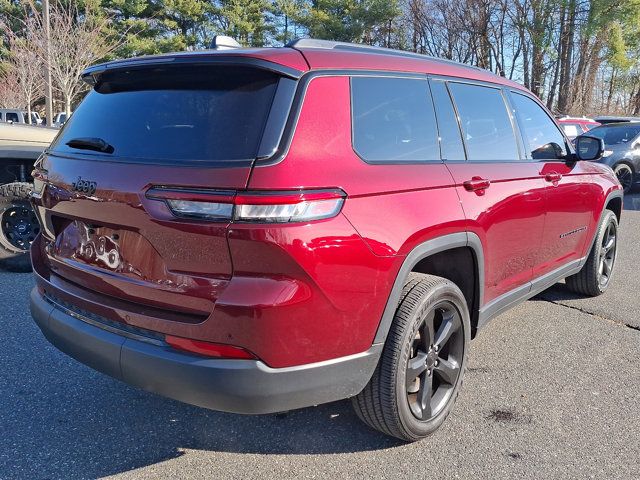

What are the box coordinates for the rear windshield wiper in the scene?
[66,137,114,154]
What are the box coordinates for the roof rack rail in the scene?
[286,38,485,72]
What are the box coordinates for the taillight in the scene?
[165,335,257,360]
[146,188,346,223]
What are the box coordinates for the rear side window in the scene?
[430,80,465,161]
[511,93,567,160]
[6,112,19,123]
[448,83,519,161]
[351,77,439,162]
[51,66,281,164]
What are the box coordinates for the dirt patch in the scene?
[486,408,532,424]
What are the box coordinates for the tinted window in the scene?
[448,83,519,161]
[510,93,567,160]
[351,77,439,162]
[52,66,280,163]
[6,112,19,123]
[431,80,465,161]
[587,125,640,146]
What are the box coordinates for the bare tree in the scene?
[0,70,26,109]
[29,1,118,116]
[7,36,43,123]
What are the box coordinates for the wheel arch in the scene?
[372,232,484,345]
[605,193,623,222]
[580,188,623,269]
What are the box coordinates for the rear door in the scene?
[437,80,547,305]
[34,63,293,324]
[509,91,598,277]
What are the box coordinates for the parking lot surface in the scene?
[1,195,639,480]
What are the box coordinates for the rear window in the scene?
[51,65,281,163]
[351,76,439,162]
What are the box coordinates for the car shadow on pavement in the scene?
[5,348,402,479]
[531,282,583,302]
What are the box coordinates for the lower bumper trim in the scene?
[30,287,382,414]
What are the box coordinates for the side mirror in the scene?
[575,135,604,161]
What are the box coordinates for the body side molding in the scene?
[477,258,584,330]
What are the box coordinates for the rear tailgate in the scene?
[32,57,302,326]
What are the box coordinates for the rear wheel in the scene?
[352,273,470,441]
[566,210,618,296]
[0,182,37,272]
[613,163,634,193]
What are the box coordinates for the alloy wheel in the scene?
[405,301,464,421]
[614,164,633,192]
[598,220,617,289]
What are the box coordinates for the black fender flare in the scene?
[372,231,484,345]
[580,188,624,268]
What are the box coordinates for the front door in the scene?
[508,91,598,279]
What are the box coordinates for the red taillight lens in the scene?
[165,335,257,360]
[146,188,346,223]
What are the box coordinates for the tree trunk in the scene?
[557,0,576,114]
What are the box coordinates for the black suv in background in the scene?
[579,122,640,193]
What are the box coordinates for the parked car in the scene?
[556,116,599,140]
[0,123,57,270]
[53,112,69,128]
[0,109,42,126]
[576,122,640,193]
[594,115,640,124]
[29,38,623,442]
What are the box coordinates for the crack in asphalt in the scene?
[540,296,640,332]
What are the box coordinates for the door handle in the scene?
[463,177,491,192]
[543,172,562,183]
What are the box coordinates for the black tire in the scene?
[352,273,470,441]
[0,182,37,272]
[613,163,634,193]
[566,210,618,296]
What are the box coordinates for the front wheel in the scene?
[613,163,634,193]
[566,210,618,296]
[352,273,470,441]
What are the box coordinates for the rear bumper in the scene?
[30,287,381,414]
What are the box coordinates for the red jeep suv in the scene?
[29,39,622,441]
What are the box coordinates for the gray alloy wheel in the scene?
[597,219,617,290]
[352,273,470,441]
[613,163,634,193]
[566,210,618,297]
[405,299,465,421]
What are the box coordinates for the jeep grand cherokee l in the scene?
[29,39,622,441]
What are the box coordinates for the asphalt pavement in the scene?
[1,195,639,480]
